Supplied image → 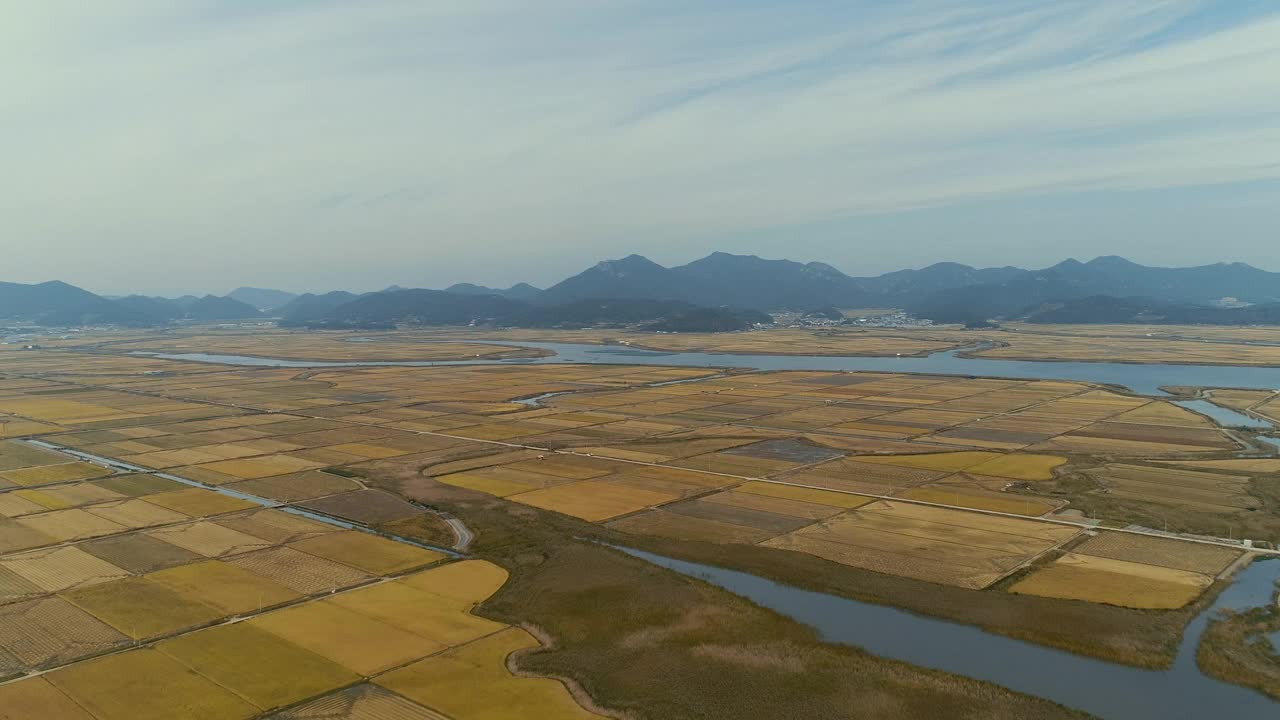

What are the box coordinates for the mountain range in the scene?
[6,253,1280,329]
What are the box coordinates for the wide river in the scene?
[138,340,1280,396]
[622,548,1280,720]
[134,338,1280,715]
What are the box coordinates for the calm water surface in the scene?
[134,342,1280,396]
[1175,400,1275,429]
[620,547,1280,720]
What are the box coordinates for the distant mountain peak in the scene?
[1085,255,1140,268]
[592,255,665,277]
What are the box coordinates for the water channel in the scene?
[133,341,1280,396]
[1173,400,1275,429]
[620,547,1280,720]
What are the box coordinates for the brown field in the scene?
[227,546,371,595]
[0,462,110,487]
[290,531,444,575]
[1160,458,1280,474]
[225,470,361,502]
[250,601,445,676]
[47,648,258,720]
[608,510,782,544]
[377,627,602,720]
[899,482,1059,517]
[78,533,202,574]
[764,501,1078,589]
[61,576,224,639]
[274,685,450,720]
[142,488,259,517]
[0,677,97,720]
[147,560,300,615]
[0,596,130,671]
[0,546,129,592]
[298,488,425,525]
[157,622,360,711]
[507,480,678,522]
[328,581,506,646]
[1072,532,1242,575]
[1087,463,1259,513]
[1008,553,1212,609]
[148,521,273,558]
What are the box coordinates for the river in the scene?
[132,341,1280,396]
[620,547,1280,720]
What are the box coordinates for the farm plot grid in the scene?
[0,349,1263,625]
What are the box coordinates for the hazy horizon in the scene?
[5,1,1279,296]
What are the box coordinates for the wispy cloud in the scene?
[1,1,1277,292]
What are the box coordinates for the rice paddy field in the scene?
[2,331,1278,716]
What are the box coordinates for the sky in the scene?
[3,0,1279,296]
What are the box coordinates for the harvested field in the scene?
[62,576,224,639]
[224,470,360,502]
[701,488,846,520]
[272,684,449,720]
[397,560,509,605]
[20,483,123,510]
[854,451,1004,473]
[0,441,73,472]
[92,474,186,497]
[78,533,202,574]
[85,498,187,529]
[608,509,780,544]
[1068,422,1236,450]
[0,462,110,487]
[0,596,129,669]
[667,452,797,477]
[1087,464,1258,513]
[0,517,55,554]
[721,439,845,464]
[1160,458,1280,474]
[228,546,371,595]
[142,488,259,517]
[435,469,547,498]
[1008,553,1212,609]
[1072,532,1242,575]
[157,622,359,711]
[0,566,42,606]
[964,454,1067,481]
[784,458,946,495]
[898,482,1059,517]
[48,648,258,720]
[147,560,300,614]
[215,509,338,544]
[0,493,48,518]
[298,489,425,525]
[764,501,1077,589]
[1112,402,1217,427]
[1,546,128,592]
[194,455,328,480]
[507,480,677,521]
[329,581,506,646]
[736,481,875,509]
[377,628,603,720]
[290,531,444,575]
[250,600,444,675]
[0,677,96,720]
[150,521,274,558]
[663,497,812,534]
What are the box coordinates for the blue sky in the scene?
[2,0,1278,295]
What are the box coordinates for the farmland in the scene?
[1,331,1278,716]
